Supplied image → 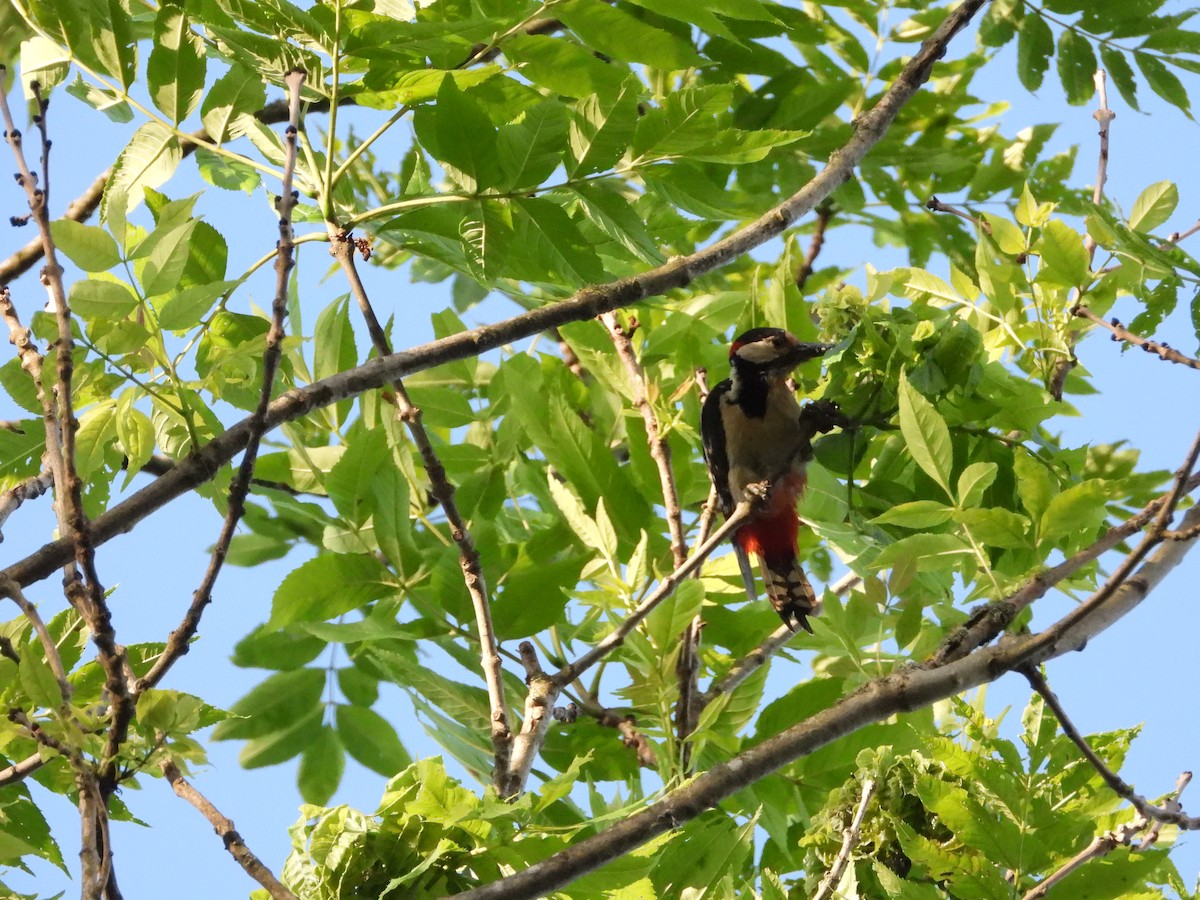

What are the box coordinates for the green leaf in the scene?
[69,278,139,320]
[212,667,325,740]
[869,500,955,529]
[326,426,388,526]
[496,100,568,191]
[1016,13,1054,92]
[1055,29,1096,105]
[980,214,1025,255]
[239,706,324,768]
[1040,480,1109,541]
[50,220,121,272]
[298,725,344,805]
[568,82,640,177]
[1128,181,1178,233]
[412,76,500,193]
[140,221,198,296]
[75,400,118,477]
[335,704,412,777]
[314,294,358,384]
[956,462,998,509]
[510,197,606,286]
[1037,220,1089,286]
[65,73,133,122]
[19,651,63,707]
[1136,51,1191,116]
[147,6,206,123]
[371,463,417,576]
[29,0,136,89]
[569,182,664,265]
[1100,46,1139,112]
[956,508,1033,549]
[136,689,226,734]
[156,280,238,331]
[872,533,973,571]
[116,404,155,483]
[556,0,702,69]
[267,553,396,629]
[367,648,491,733]
[897,371,953,496]
[195,147,262,194]
[19,35,70,95]
[503,33,629,100]
[101,122,183,222]
[201,64,266,143]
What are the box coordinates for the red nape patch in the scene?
[729,340,745,359]
[734,473,806,565]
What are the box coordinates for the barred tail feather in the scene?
[759,556,818,633]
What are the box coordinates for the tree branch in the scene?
[1074,308,1200,370]
[812,777,876,900]
[602,311,687,568]
[1,579,70,702]
[1020,816,1147,900]
[137,70,307,697]
[504,642,559,798]
[448,490,1200,898]
[1022,666,1200,830]
[795,204,833,292]
[925,196,991,233]
[0,469,54,542]
[0,751,45,787]
[160,759,298,900]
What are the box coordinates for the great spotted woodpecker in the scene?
[701,327,833,632]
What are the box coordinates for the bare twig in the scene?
[1021,817,1147,900]
[0,470,55,542]
[1022,667,1200,830]
[160,759,298,900]
[571,694,658,769]
[702,571,861,704]
[556,501,752,686]
[1163,522,1200,541]
[1074,308,1200,370]
[602,312,687,568]
[1137,771,1191,850]
[138,69,308,696]
[795,204,834,292]
[505,642,559,798]
[675,615,703,772]
[930,471,1200,666]
[926,196,991,233]
[0,751,45,787]
[812,778,877,900]
[1,580,69,702]
[327,230,513,793]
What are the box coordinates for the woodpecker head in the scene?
[729,327,831,383]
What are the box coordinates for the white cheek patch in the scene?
[734,341,786,365]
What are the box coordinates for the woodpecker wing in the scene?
[701,380,759,602]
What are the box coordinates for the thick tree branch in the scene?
[327,228,513,794]
[602,312,687,568]
[137,70,307,696]
[448,496,1200,900]
[504,642,559,798]
[160,759,298,900]
[0,469,54,542]
[0,751,45,787]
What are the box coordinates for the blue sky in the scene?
[4,11,1200,899]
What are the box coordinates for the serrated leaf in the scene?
[201,64,267,143]
[50,220,121,272]
[897,371,952,496]
[569,82,640,177]
[412,75,500,193]
[956,507,1032,549]
[336,704,411,777]
[19,651,62,707]
[1037,220,1089,286]
[326,426,388,526]
[156,280,238,331]
[557,0,703,69]
[75,400,118,478]
[148,6,205,123]
[1136,51,1191,116]
[1040,480,1109,541]
[981,214,1026,255]
[1016,13,1054,92]
[117,407,155,483]
[267,553,396,629]
[65,73,133,122]
[956,462,998,509]
[1055,29,1096,105]
[872,533,973,572]
[1100,46,1139,112]
[102,122,183,222]
[497,100,568,192]
[212,668,325,740]
[140,221,198,296]
[239,706,324,768]
[1129,181,1178,233]
[69,279,139,319]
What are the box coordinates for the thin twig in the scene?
[137,70,307,696]
[602,311,687,568]
[1,580,70,702]
[160,759,298,900]
[702,571,861,704]
[327,230,513,794]
[1137,771,1191,850]
[812,778,877,900]
[0,470,55,542]
[675,615,703,772]
[556,501,752,685]
[1021,817,1147,900]
[1074,308,1200,370]
[795,204,833,292]
[570,692,657,769]
[1022,667,1200,830]
[505,642,559,798]
[926,196,991,233]
[930,471,1200,666]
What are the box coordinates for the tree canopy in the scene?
[1,0,1200,897]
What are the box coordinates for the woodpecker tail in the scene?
[758,555,818,633]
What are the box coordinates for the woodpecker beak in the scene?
[770,341,833,371]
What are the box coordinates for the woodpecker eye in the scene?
[770,335,787,349]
